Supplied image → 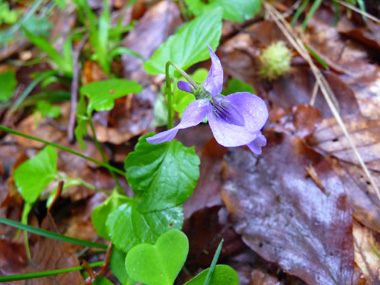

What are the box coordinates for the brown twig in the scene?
[68,34,88,143]
[84,241,113,285]
[48,180,64,212]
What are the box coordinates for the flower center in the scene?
[211,96,245,127]
[194,87,212,101]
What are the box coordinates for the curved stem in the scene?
[165,61,199,129]
[0,125,127,177]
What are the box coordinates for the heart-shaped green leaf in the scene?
[184,265,239,285]
[106,200,183,252]
[125,230,189,285]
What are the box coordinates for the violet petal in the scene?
[247,132,267,155]
[222,92,268,132]
[146,99,209,144]
[208,92,268,147]
[177,81,194,94]
[202,45,223,97]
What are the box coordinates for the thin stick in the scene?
[0,125,126,176]
[68,34,88,143]
[335,0,380,24]
[264,2,380,201]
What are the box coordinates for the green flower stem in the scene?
[165,61,199,129]
[0,125,126,177]
[0,216,107,249]
[87,116,123,194]
[0,261,103,282]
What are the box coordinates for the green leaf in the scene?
[91,191,130,239]
[184,265,239,285]
[93,276,114,285]
[36,100,61,118]
[110,248,131,285]
[226,78,255,94]
[0,71,17,102]
[185,0,261,22]
[80,79,142,113]
[0,2,20,25]
[125,230,189,285]
[125,134,200,212]
[144,8,223,75]
[106,200,183,252]
[14,146,58,203]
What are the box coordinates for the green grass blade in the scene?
[301,0,322,31]
[290,0,309,26]
[22,28,72,76]
[0,261,103,282]
[0,125,127,177]
[305,45,329,70]
[109,47,145,60]
[356,0,366,20]
[204,239,223,285]
[0,217,107,249]
[12,70,58,110]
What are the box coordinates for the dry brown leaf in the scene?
[122,0,182,82]
[353,220,380,283]
[221,132,354,284]
[25,213,84,285]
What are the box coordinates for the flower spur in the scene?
[147,45,269,155]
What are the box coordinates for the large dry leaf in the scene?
[221,132,354,284]
[25,213,83,284]
[122,0,182,82]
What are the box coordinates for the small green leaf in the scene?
[36,100,61,118]
[93,276,114,285]
[144,8,223,75]
[110,248,131,285]
[106,200,183,252]
[185,0,261,23]
[0,71,17,102]
[14,146,58,203]
[91,192,130,239]
[125,134,200,212]
[227,78,255,94]
[125,230,189,285]
[184,265,239,285]
[80,79,142,113]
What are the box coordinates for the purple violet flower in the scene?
[147,45,269,154]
